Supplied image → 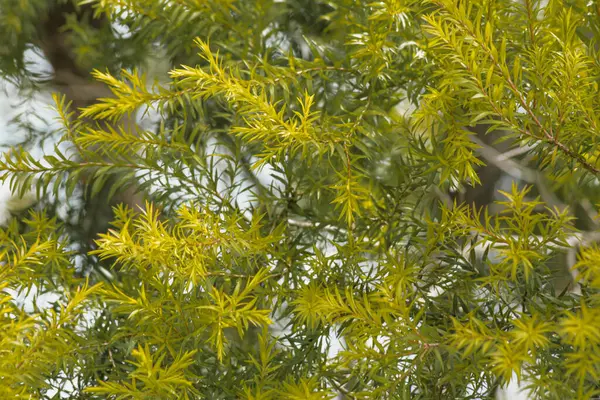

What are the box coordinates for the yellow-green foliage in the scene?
[1,0,600,399]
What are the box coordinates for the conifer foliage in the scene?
[1,0,600,398]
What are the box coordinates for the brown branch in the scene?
[430,0,600,175]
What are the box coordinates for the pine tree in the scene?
[1,0,600,398]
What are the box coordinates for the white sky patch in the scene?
[497,374,531,400]
[23,46,54,79]
[6,284,61,313]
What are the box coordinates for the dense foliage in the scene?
[1,0,600,398]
